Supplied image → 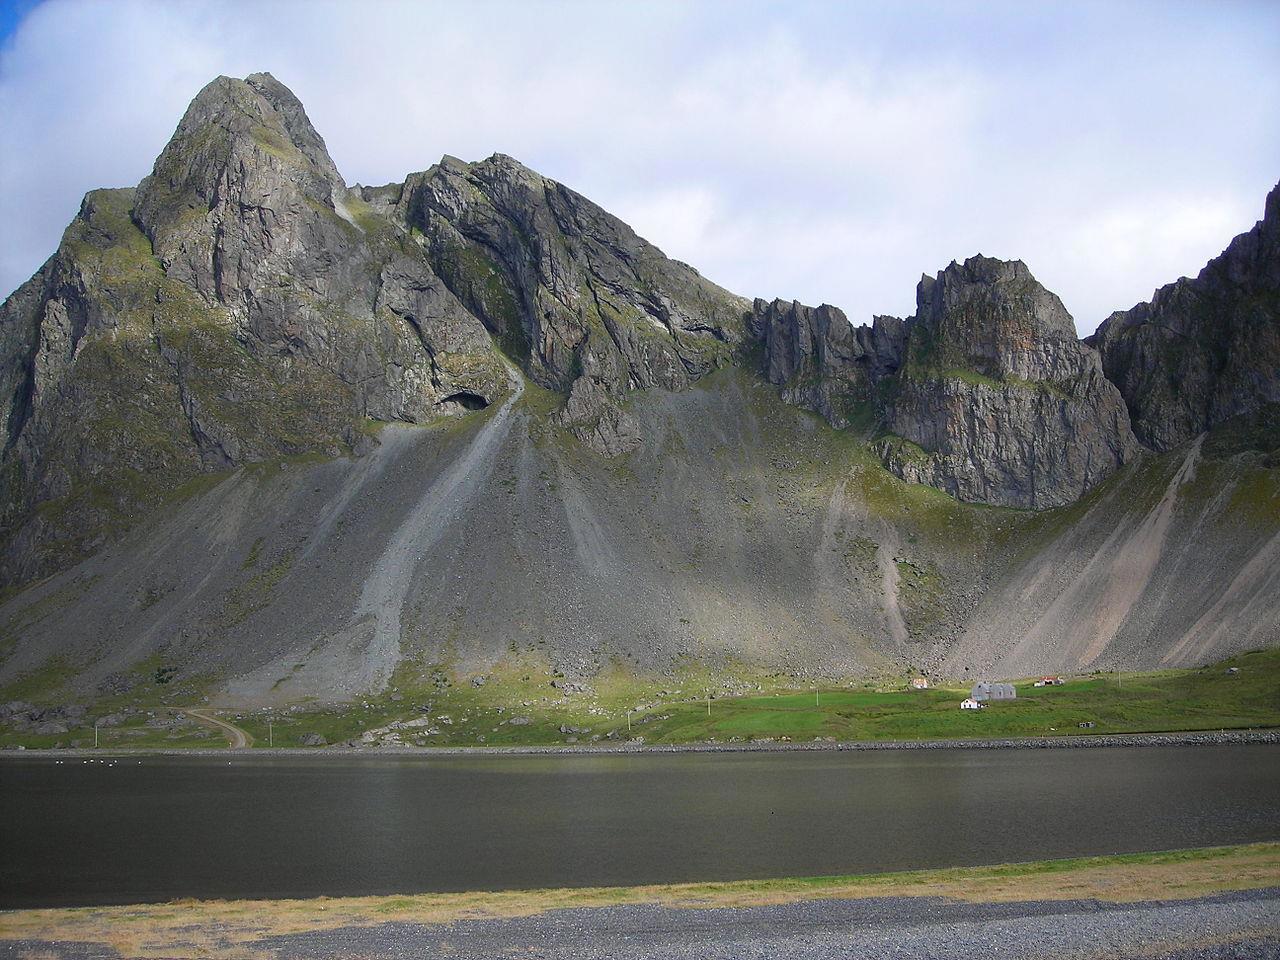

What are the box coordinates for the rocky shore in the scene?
[3,728,1275,759]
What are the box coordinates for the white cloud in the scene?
[1,0,1277,333]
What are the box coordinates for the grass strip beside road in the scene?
[2,844,1278,958]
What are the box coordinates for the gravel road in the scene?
[5,888,1277,959]
[254,888,1280,959]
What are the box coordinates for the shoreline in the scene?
[2,727,1275,759]
[2,845,1277,952]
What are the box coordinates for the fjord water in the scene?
[2,745,1278,908]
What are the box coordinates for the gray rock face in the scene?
[746,298,906,427]
[392,155,749,387]
[1088,181,1280,451]
[749,258,1138,508]
[878,257,1138,508]
[0,73,502,586]
[132,72,502,429]
[377,153,750,455]
[556,374,643,457]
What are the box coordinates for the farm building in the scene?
[1034,677,1065,687]
[960,698,984,710]
[971,681,1016,702]
[910,678,930,689]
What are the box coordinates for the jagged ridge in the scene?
[0,72,1276,701]
[1088,183,1280,451]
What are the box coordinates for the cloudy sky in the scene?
[1,0,1277,334]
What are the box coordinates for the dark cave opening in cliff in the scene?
[439,391,490,413]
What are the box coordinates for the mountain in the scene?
[747,256,1138,509]
[1087,184,1280,451]
[0,73,1276,706]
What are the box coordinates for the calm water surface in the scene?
[2,744,1278,907]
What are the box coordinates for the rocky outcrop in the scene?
[1088,181,1280,451]
[389,154,749,391]
[748,258,1138,508]
[746,298,906,428]
[372,153,749,455]
[555,375,643,457]
[0,73,503,586]
[879,257,1138,508]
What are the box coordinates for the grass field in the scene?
[2,844,1276,958]
[626,649,1280,744]
[220,647,1280,749]
[3,648,1278,751]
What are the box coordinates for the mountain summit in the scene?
[1,73,1276,701]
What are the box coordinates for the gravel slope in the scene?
[0,371,1276,705]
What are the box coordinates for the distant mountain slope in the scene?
[0,371,1274,706]
[0,72,1276,699]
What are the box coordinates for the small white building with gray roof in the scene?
[971,681,1016,701]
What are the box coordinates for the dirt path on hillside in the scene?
[186,708,253,749]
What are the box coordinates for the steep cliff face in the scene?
[1088,182,1280,451]
[746,298,906,428]
[879,257,1138,508]
[749,257,1139,508]
[0,73,503,586]
[363,153,749,454]
[130,72,503,429]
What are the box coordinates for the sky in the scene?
[1,0,1277,334]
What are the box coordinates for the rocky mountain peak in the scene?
[132,72,355,310]
[385,148,749,454]
[910,254,1085,384]
[0,72,508,586]
[242,72,343,181]
[746,253,1136,508]
[137,71,343,222]
[1088,179,1280,451]
[884,255,1137,507]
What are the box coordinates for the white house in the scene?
[960,698,984,710]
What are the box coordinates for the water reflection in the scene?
[1,744,1277,907]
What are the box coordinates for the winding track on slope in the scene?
[186,708,253,749]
